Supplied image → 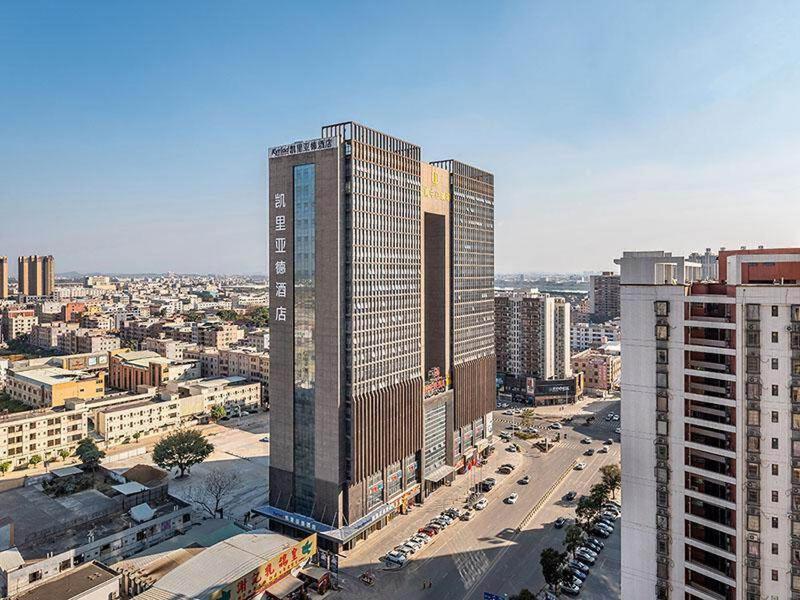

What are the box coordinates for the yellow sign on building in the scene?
[212,533,317,600]
[421,163,450,205]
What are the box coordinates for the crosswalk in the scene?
[451,545,492,589]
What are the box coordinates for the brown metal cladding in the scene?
[453,354,496,429]
[351,377,423,482]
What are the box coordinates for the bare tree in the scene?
[186,468,242,518]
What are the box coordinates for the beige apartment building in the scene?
[6,366,105,408]
[57,328,121,355]
[1,308,38,341]
[194,322,245,348]
[571,348,621,392]
[167,376,261,416]
[0,400,87,468]
[142,337,197,360]
[95,397,181,445]
[29,321,79,349]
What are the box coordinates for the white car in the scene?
[615,427,621,434]
[386,550,407,564]
[506,493,519,504]
[549,422,562,429]
[506,445,517,452]
[612,414,620,421]
[574,462,587,470]
[474,498,488,510]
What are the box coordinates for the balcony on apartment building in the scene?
[685,424,735,454]
[686,545,736,582]
[685,350,736,377]
[686,374,735,402]
[685,399,735,427]
[686,448,736,479]
[686,521,736,555]
[686,295,736,328]
[685,496,736,528]
[685,326,736,351]
[685,568,736,600]
[685,473,736,504]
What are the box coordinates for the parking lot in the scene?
[103,412,270,520]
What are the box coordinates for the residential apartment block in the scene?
[589,271,620,321]
[1,308,38,341]
[571,348,621,392]
[570,318,621,351]
[57,328,121,355]
[265,122,495,549]
[617,248,800,600]
[0,256,8,299]
[96,397,182,445]
[17,255,55,297]
[0,400,87,468]
[495,292,572,382]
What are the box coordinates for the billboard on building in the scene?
[213,533,317,600]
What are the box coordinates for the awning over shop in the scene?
[424,464,455,482]
[476,438,490,451]
[265,574,304,599]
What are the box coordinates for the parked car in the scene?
[554,516,568,528]
[584,448,595,456]
[506,493,519,504]
[501,463,516,470]
[584,540,603,553]
[561,581,581,596]
[612,414,620,421]
[578,546,598,558]
[568,559,590,573]
[443,508,461,519]
[498,466,513,474]
[564,491,578,501]
[574,462,587,470]
[474,498,488,510]
[575,549,596,565]
[482,477,497,490]
[410,534,429,546]
[588,537,605,549]
[568,566,588,581]
[549,422,562,429]
[597,446,608,453]
[615,427,621,434]
[385,550,407,564]
[506,445,517,452]
[395,543,417,555]
[419,526,438,537]
[592,525,611,538]
[460,510,473,521]
[580,437,592,444]
[519,475,530,485]
[604,438,614,445]
[605,414,613,421]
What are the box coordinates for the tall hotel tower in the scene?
[618,248,800,600]
[264,122,495,549]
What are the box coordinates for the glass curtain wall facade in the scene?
[293,163,316,515]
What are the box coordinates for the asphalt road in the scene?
[338,397,622,600]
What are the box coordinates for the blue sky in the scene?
[2,1,800,274]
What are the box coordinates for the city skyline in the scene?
[4,2,800,274]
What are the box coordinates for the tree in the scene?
[539,547,569,591]
[216,309,239,322]
[132,432,141,441]
[153,430,214,478]
[0,461,11,477]
[510,590,537,600]
[28,455,43,468]
[589,481,610,506]
[564,524,586,557]
[600,464,621,499]
[58,449,71,461]
[76,438,105,471]
[575,495,601,530]
[210,404,226,421]
[186,467,242,518]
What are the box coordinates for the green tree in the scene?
[575,495,601,530]
[185,311,204,322]
[210,404,227,421]
[600,463,621,499]
[216,309,239,322]
[539,547,568,591]
[0,461,12,477]
[28,455,43,468]
[153,430,214,478]
[510,590,537,600]
[58,449,71,461]
[590,481,610,505]
[132,432,141,441]
[564,524,586,557]
[76,438,106,471]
